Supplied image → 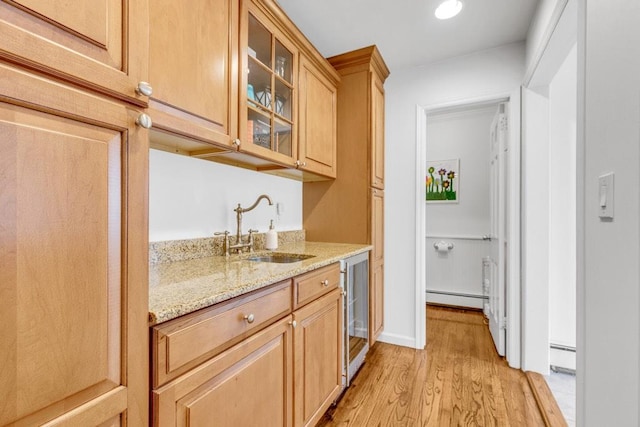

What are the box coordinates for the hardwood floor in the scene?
[317,305,546,426]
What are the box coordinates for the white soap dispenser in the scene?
[265,220,278,250]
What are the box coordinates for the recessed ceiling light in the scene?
[435,0,463,20]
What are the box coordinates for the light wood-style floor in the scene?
[317,305,546,426]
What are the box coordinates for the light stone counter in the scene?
[148,241,372,325]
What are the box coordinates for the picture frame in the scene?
[426,158,459,203]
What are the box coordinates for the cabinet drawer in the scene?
[294,263,340,308]
[152,316,293,427]
[152,280,292,387]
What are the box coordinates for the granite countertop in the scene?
[148,241,372,325]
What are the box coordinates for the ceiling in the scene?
[276,0,540,72]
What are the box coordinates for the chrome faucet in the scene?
[230,194,273,253]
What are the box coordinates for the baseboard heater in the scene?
[549,343,576,375]
[426,289,488,300]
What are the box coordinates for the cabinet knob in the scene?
[321,279,329,287]
[289,320,297,328]
[135,113,153,129]
[135,81,153,97]
[233,138,241,148]
[243,314,255,324]
[295,160,306,167]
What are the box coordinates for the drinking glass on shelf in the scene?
[275,56,286,78]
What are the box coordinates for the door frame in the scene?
[415,91,521,369]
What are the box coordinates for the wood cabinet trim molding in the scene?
[327,45,390,83]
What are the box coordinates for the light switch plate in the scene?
[598,172,614,219]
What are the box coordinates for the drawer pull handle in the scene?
[243,314,255,324]
[321,279,329,287]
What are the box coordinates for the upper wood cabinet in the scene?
[298,54,338,178]
[371,76,386,189]
[235,0,339,181]
[0,0,149,106]
[0,63,148,426]
[148,0,239,149]
[239,1,299,165]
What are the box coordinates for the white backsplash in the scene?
[149,149,303,242]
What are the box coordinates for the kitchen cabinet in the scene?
[240,1,298,164]
[234,0,339,180]
[303,46,389,345]
[293,289,343,427]
[153,317,294,427]
[371,76,386,189]
[370,188,384,343]
[371,261,384,343]
[298,54,338,179]
[146,0,338,181]
[147,0,239,149]
[152,281,293,389]
[151,263,343,426]
[0,63,148,426]
[0,0,149,106]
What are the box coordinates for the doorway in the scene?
[415,93,521,366]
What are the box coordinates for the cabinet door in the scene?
[0,0,148,105]
[371,75,385,189]
[0,65,148,426]
[370,261,384,345]
[371,188,384,265]
[298,55,337,178]
[148,0,238,148]
[153,317,293,427]
[293,289,343,427]
[239,3,298,166]
[370,189,384,345]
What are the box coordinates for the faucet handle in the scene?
[214,231,231,257]
[247,229,259,253]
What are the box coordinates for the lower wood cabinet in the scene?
[151,263,344,427]
[370,261,384,345]
[152,316,294,427]
[293,288,343,427]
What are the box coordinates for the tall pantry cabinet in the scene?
[303,46,389,345]
[0,2,149,425]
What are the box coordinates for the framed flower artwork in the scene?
[426,158,459,203]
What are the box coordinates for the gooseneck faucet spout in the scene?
[232,194,274,252]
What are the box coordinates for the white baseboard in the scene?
[377,331,418,349]
[426,292,484,309]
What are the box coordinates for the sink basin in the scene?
[246,253,315,263]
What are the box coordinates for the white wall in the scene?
[578,0,640,424]
[149,149,302,242]
[384,42,526,347]
[426,106,493,236]
[425,105,494,308]
[548,44,577,369]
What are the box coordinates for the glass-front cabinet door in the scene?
[240,4,297,164]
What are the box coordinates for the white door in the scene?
[489,103,508,356]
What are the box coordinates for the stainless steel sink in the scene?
[245,253,315,263]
